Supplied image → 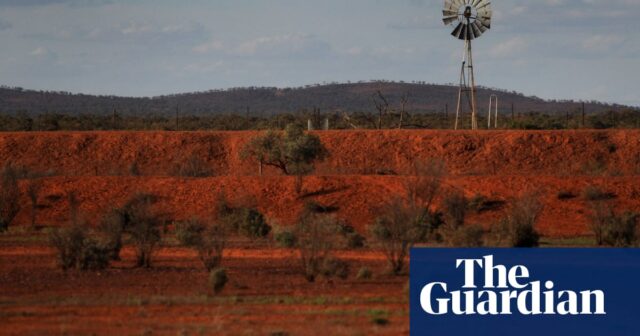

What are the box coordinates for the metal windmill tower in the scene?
[443,0,492,130]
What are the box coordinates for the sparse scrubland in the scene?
[1,126,639,334]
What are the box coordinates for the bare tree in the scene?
[371,159,446,274]
[372,90,390,129]
[398,93,410,129]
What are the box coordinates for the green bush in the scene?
[209,268,228,295]
[237,208,271,239]
[176,218,229,271]
[49,225,110,271]
[321,256,350,280]
[274,229,297,248]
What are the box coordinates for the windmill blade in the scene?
[476,1,491,11]
[443,9,457,16]
[470,21,482,38]
[443,16,459,25]
[467,25,475,40]
[472,0,483,7]
[451,22,464,38]
[474,21,487,33]
[478,8,492,17]
[479,18,491,29]
[459,24,468,40]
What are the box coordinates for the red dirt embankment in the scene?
[1,130,639,176]
[12,175,640,237]
[2,130,639,236]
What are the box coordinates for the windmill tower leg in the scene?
[467,40,478,130]
[454,61,465,130]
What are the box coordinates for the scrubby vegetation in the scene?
[490,193,542,247]
[242,123,328,193]
[49,225,110,271]
[0,164,21,232]
[292,206,348,282]
[175,217,230,271]
[209,268,228,295]
[588,201,639,247]
[370,160,445,274]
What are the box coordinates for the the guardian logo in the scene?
[420,255,606,316]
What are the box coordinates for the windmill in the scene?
[443,0,492,130]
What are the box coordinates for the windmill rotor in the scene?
[443,0,492,41]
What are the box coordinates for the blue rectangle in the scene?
[410,248,640,336]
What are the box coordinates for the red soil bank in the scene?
[2,130,639,237]
[1,130,639,176]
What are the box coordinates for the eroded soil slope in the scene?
[1,130,639,176]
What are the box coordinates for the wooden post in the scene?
[582,102,586,128]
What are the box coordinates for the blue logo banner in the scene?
[410,248,640,336]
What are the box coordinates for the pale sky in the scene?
[0,0,638,106]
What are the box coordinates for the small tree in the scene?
[491,193,542,247]
[119,194,161,268]
[588,201,638,247]
[293,209,346,282]
[371,159,445,274]
[443,190,467,228]
[216,195,271,240]
[49,197,109,271]
[0,164,21,232]
[176,218,229,271]
[242,123,328,192]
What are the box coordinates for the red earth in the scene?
[1,130,639,335]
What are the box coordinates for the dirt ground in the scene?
[0,238,408,336]
[1,130,639,335]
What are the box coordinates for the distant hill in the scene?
[0,81,630,117]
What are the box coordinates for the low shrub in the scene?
[209,268,228,295]
[176,218,229,271]
[441,224,485,247]
[589,201,638,247]
[219,204,271,240]
[294,211,344,282]
[557,190,576,200]
[321,256,350,280]
[356,267,373,280]
[273,228,297,248]
[443,191,467,227]
[49,225,110,271]
[490,193,542,247]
